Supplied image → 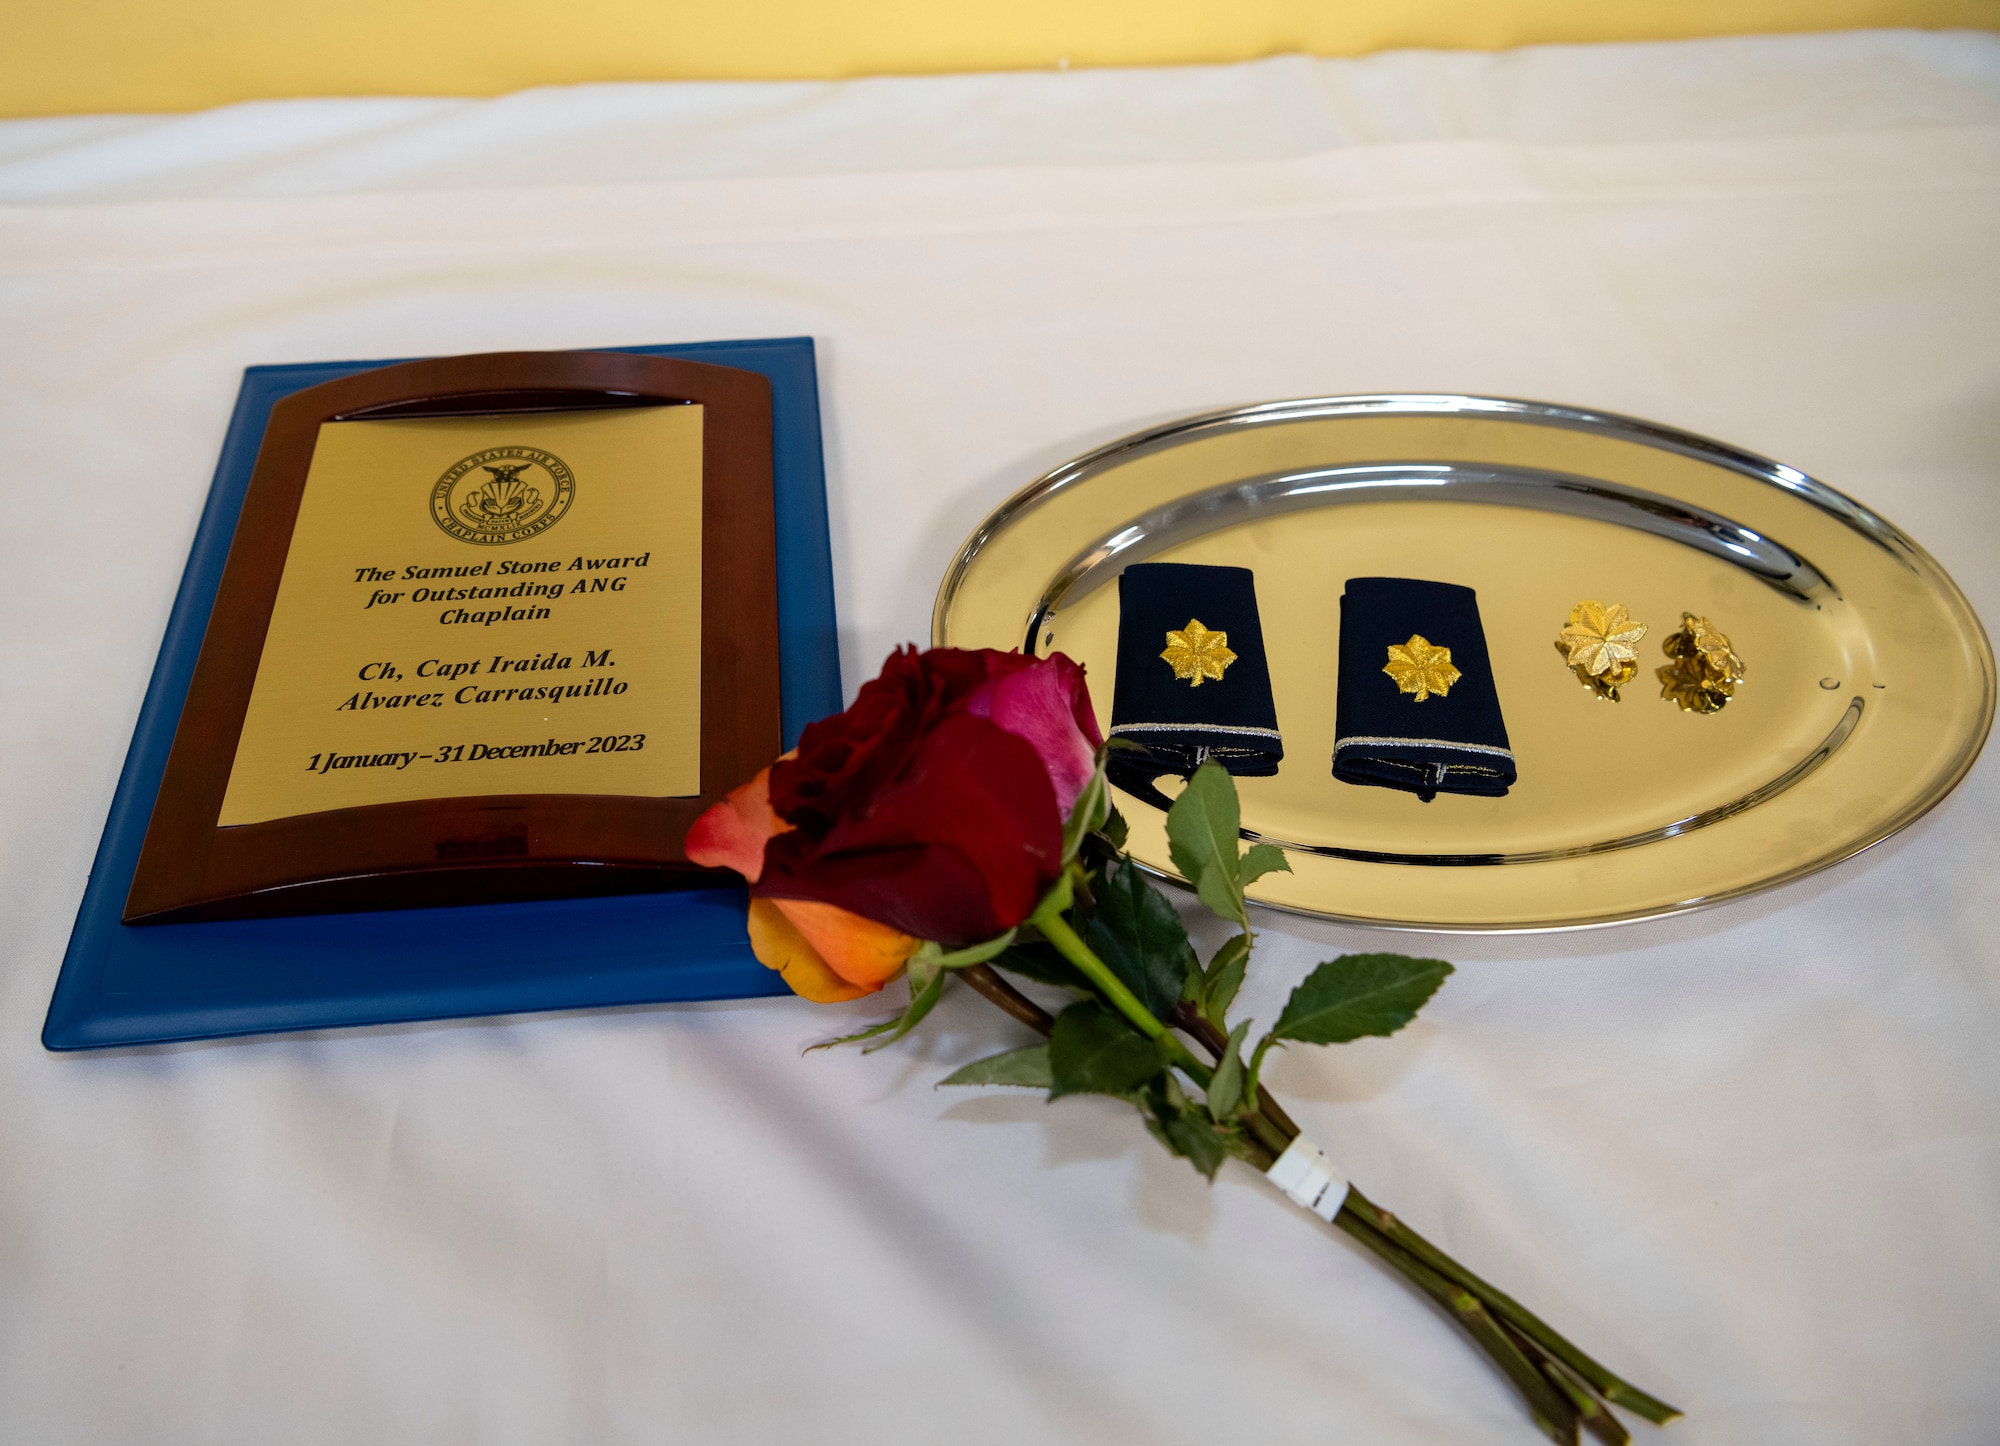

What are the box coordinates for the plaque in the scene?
[124,349,781,922]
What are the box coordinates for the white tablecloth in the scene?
[3,31,1997,1445]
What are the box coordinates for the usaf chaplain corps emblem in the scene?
[430,446,576,545]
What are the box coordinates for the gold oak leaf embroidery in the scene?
[1383,635,1461,702]
[1161,618,1237,687]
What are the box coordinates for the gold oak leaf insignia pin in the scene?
[1555,599,1648,701]
[1383,635,1460,702]
[1559,601,1647,681]
[1657,613,1746,714]
[1161,619,1237,686]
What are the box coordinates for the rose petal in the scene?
[770,646,991,833]
[745,898,877,1002]
[761,714,1062,945]
[966,654,1100,817]
[769,898,920,986]
[685,767,792,883]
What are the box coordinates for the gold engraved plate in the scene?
[218,405,703,826]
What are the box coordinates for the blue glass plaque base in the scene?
[44,338,837,1049]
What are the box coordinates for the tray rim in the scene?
[933,393,1935,645]
[932,393,1997,933]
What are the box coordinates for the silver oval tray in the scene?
[933,396,1994,930]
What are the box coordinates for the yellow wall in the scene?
[5,0,1996,119]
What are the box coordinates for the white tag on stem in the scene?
[1266,1134,1349,1223]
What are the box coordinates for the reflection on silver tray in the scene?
[934,396,1994,930]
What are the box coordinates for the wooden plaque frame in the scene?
[124,350,779,923]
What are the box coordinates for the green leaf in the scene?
[1047,1003,1167,1101]
[1272,953,1455,1045]
[939,1044,1053,1089]
[1076,802,1130,890]
[804,1014,904,1052]
[1205,1020,1252,1122]
[1140,1075,1233,1180]
[1243,1030,1278,1107]
[1164,761,1247,927]
[1238,842,1291,888]
[990,942,1088,991]
[805,947,950,1052]
[1082,861,1198,1020]
[1199,933,1251,1027]
[1100,807,1129,852]
[1061,767,1111,864]
[1026,868,1076,927]
[860,952,951,1053]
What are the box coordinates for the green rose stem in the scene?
[1029,881,1218,1093]
[987,922,1578,1443]
[960,962,1057,1032]
[964,959,1580,1443]
[1170,1011,1676,1430]
[980,893,1677,1441]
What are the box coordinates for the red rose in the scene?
[686,646,1102,998]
